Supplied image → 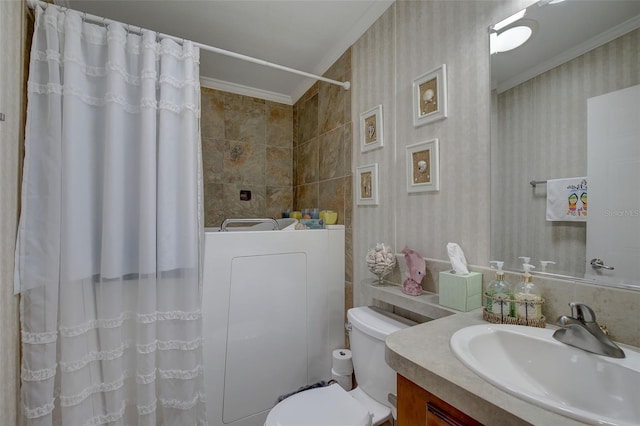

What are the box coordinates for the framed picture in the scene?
[360,105,384,152]
[356,163,379,205]
[406,139,439,193]
[412,64,447,127]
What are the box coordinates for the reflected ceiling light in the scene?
[491,25,533,54]
[490,17,537,55]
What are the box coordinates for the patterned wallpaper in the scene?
[492,28,640,276]
[352,0,529,305]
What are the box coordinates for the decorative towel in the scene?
[546,177,588,222]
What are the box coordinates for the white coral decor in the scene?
[366,243,396,283]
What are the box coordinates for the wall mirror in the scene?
[490,0,640,288]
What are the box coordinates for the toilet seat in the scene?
[265,384,372,426]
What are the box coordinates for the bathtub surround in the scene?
[201,88,293,227]
[201,50,354,319]
[293,49,354,314]
[351,0,638,349]
[16,6,205,423]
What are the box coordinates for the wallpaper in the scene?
[352,0,529,305]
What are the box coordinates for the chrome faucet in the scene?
[552,302,625,358]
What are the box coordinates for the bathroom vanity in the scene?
[397,374,481,426]
[386,311,587,426]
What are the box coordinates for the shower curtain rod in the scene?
[26,0,351,91]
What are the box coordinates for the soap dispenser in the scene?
[514,263,542,321]
[486,261,513,319]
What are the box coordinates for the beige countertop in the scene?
[385,309,587,426]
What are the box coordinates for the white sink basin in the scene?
[450,324,640,425]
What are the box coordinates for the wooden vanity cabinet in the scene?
[397,374,483,426]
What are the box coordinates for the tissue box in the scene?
[438,271,482,312]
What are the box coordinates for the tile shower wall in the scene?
[200,88,293,227]
[293,50,354,312]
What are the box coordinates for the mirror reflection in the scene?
[490,0,640,287]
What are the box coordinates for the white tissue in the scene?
[447,242,469,275]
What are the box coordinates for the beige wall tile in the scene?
[266,147,293,187]
[319,81,345,134]
[294,182,318,211]
[345,280,354,320]
[224,95,266,144]
[318,127,348,181]
[345,227,353,283]
[293,50,353,318]
[319,177,347,224]
[292,105,299,148]
[201,91,225,140]
[266,186,293,220]
[267,103,293,148]
[224,183,266,218]
[223,140,266,184]
[298,94,318,143]
[202,138,224,185]
[296,138,319,184]
[204,183,225,227]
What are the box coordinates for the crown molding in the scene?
[199,76,293,105]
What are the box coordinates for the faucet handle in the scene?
[570,302,597,323]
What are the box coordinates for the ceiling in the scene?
[59,0,394,104]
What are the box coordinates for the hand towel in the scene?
[546,177,588,222]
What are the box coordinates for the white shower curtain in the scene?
[15,5,205,425]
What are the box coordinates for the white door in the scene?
[586,84,640,287]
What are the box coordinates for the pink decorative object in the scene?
[401,246,425,296]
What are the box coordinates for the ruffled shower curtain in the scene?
[15,5,205,425]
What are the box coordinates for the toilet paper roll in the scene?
[331,368,353,391]
[332,349,353,375]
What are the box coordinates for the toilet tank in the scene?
[347,307,413,407]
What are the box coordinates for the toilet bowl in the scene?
[265,306,412,426]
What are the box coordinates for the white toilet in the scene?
[265,306,412,426]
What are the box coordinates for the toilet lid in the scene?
[265,384,371,426]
